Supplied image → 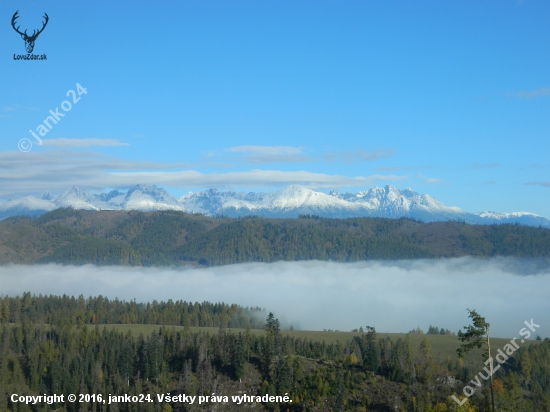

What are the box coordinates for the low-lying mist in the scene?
[0,257,548,338]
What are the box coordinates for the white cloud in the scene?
[222,146,313,164]
[2,105,40,112]
[472,162,501,169]
[225,146,304,155]
[341,149,396,163]
[526,181,550,188]
[0,107,15,118]
[374,166,428,171]
[242,156,315,164]
[110,170,406,190]
[419,173,449,184]
[515,87,550,99]
[0,258,548,337]
[218,146,396,165]
[0,150,407,197]
[42,138,130,147]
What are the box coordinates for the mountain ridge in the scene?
[1,183,548,228]
[1,208,550,266]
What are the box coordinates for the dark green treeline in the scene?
[2,209,550,266]
[0,293,266,329]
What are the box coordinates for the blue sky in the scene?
[1,0,549,217]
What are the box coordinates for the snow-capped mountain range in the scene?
[1,184,549,228]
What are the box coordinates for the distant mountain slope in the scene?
[1,184,549,228]
[0,196,56,219]
[1,209,549,266]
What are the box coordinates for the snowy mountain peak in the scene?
[0,184,548,228]
[121,184,182,212]
[126,184,173,200]
[270,186,310,208]
[57,187,98,210]
[96,190,122,203]
[0,196,56,218]
[41,192,56,201]
[477,211,541,219]
[273,185,313,201]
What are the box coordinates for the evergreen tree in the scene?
[457,309,495,412]
[363,326,379,373]
[262,312,282,381]
[416,337,434,384]
[233,333,246,380]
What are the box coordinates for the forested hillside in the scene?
[1,209,550,266]
[1,293,549,411]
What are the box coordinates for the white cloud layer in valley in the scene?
[0,257,548,339]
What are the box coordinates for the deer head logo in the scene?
[11,11,49,54]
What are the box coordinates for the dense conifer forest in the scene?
[1,209,550,266]
[0,293,266,329]
[0,293,549,411]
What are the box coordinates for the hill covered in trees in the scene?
[1,293,549,411]
[1,209,550,266]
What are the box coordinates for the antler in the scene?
[32,13,49,38]
[11,11,27,37]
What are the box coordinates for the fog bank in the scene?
[0,257,548,338]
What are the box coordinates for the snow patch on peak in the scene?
[57,187,98,210]
[96,190,123,202]
[121,184,183,212]
[0,196,56,219]
[0,196,56,212]
[477,211,541,219]
[41,192,56,201]
[126,184,173,200]
[269,185,350,211]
